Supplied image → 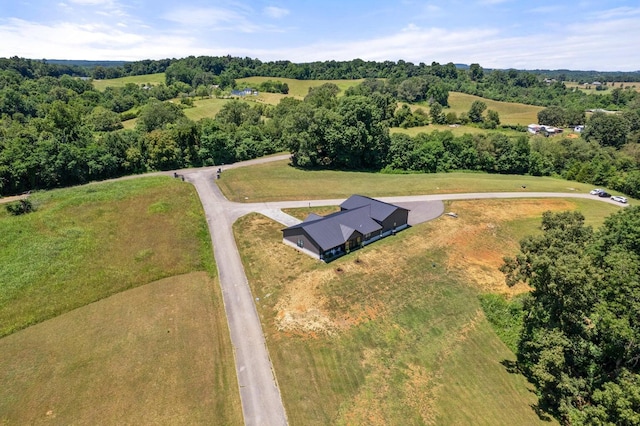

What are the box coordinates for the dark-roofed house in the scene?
[282,195,410,261]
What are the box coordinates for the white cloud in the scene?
[60,0,128,18]
[589,6,640,19]
[2,3,639,71]
[526,5,564,14]
[424,4,442,14]
[0,18,201,60]
[163,7,262,32]
[236,16,640,71]
[263,6,289,19]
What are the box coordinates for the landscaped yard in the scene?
[234,196,618,424]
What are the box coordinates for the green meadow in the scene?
[0,177,213,337]
[92,72,166,90]
[217,158,609,202]
[0,176,242,424]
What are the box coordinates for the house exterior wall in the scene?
[379,208,409,233]
[282,228,321,257]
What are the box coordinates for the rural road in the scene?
[181,155,627,426]
[2,154,628,426]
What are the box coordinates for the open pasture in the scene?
[0,176,213,337]
[0,272,242,425]
[392,123,525,138]
[565,81,640,93]
[236,76,365,99]
[445,92,542,125]
[0,176,242,424]
[92,72,166,91]
[217,158,605,203]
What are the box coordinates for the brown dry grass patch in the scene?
[430,198,576,295]
[251,198,589,339]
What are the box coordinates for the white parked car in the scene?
[590,189,603,195]
[611,195,628,203]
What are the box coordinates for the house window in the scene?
[297,239,304,248]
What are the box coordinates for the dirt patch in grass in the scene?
[0,272,242,425]
[238,199,583,425]
[237,196,610,424]
[263,198,584,339]
[428,198,576,295]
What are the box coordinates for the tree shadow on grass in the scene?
[500,359,555,423]
[500,359,520,374]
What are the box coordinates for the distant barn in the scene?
[282,195,409,262]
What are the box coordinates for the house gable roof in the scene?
[285,206,382,251]
[340,194,409,223]
[303,213,324,222]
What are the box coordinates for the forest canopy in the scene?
[0,56,639,198]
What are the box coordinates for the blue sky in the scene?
[0,0,638,71]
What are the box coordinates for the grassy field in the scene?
[233,195,619,424]
[392,123,525,138]
[92,72,166,91]
[446,92,542,125]
[0,272,243,425]
[237,76,365,99]
[0,177,213,337]
[0,176,243,423]
[226,162,620,424]
[565,81,640,93]
[183,97,241,121]
[216,159,611,203]
[393,91,543,137]
[99,75,542,136]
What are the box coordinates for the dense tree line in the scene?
[0,64,286,195]
[282,80,640,201]
[3,56,639,111]
[0,57,89,79]
[502,208,640,424]
[37,54,630,111]
[1,57,640,201]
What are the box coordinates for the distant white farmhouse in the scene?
[528,124,563,135]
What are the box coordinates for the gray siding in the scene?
[282,228,321,256]
[380,208,409,233]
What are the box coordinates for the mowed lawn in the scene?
[0,272,242,425]
[217,159,603,202]
[0,177,242,423]
[233,197,623,424]
[0,177,213,337]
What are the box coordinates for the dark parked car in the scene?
[598,191,611,198]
